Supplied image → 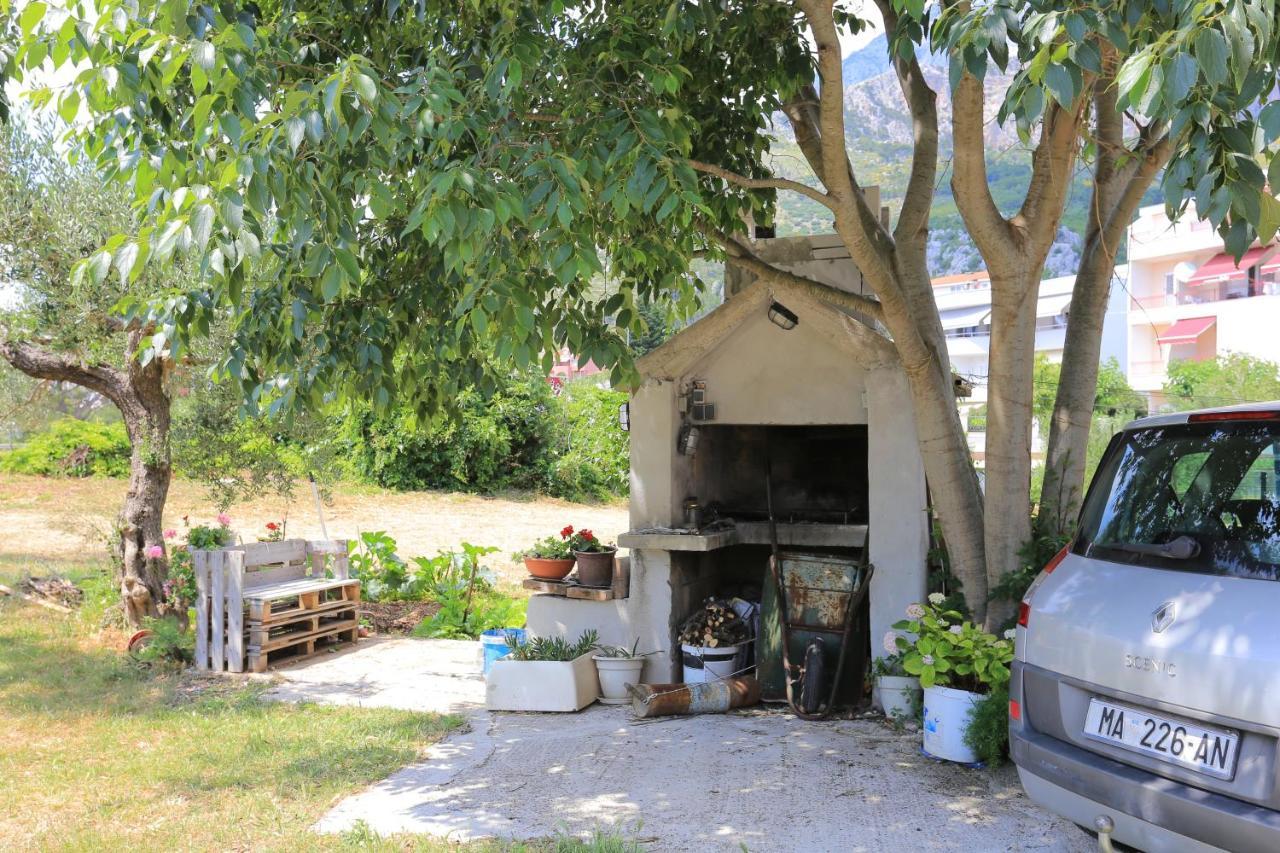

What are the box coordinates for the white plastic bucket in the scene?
[594,656,645,704]
[874,675,921,719]
[922,684,983,763]
[681,643,744,683]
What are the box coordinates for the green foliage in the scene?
[892,598,1014,692]
[0,417,130,477]
[414,588,527,640]
[988,530,1072,631]
[596,638,649,658]
[628,301,674,357]
[1163,353,1280,411]
[515,528,575,561]
[348,531,411,602]
[131,617,194,667]
[344,370,558,494]
[545,382,630,501]
[963,684,1011,766]
[503,629,600,662]
[1033,355,1144,436]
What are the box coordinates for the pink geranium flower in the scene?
[144,545,164,559]
[163,529,177,540]
[216,513,232,526]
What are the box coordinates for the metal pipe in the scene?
[1094,815,1116,853]
[628,677,761,718]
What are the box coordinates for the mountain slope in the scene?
[770,35,1096,277]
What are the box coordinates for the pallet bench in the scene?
[193,539,358,673]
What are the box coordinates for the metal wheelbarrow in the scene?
[757,457,874,720]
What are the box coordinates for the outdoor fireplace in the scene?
[526,234,930,684]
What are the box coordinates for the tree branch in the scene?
[872,0,938,246]
[711,226,885,324]
[950,72,1011,256]
[798,1,858,206]
[0,338,128,406]
[1018,94,1090,248]
[687,159,835,210]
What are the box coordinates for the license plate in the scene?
[1083,698,1239,780]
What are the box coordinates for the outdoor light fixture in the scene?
[618,402,630,432]
[768,301,799,330]
[678,424,701,456]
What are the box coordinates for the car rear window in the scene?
[1077,422,1280,581]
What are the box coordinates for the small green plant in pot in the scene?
[513,526,577,581]
[893,593,1014,764]
[593,639,657,704]
[566,526,616,588]
[487,630,602,712]
[872,632,921,721]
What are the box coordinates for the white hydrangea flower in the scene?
[906,603,926,619]
[927,592,945,605]
[1004,629,1017,640]
[921,654,934,665]
[949,625,963,635]
[883,631,901,655]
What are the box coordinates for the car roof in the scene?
[1125,400,1280,431]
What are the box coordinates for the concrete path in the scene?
[313,703,1091,852]
[264,637,485,714]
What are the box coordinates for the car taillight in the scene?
[1017,600,1031,627]
[1009,698,1021,721]
[1018,544,1070,629]
[1189,410,1280,422]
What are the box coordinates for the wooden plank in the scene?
[225,551,246,673]
[612,556,631,600]
[565,584,615,601]
[227,539,308,568]
[305,540,349,556]
[245,597,355,629]
[210,550,226,672]
[250,615,359,654]
[193,550,209,670]
[243,577,359,603]
[523,578,569,596]
[247,622,357,672]
[242,561,309,590]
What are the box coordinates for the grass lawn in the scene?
[0,559,634,852]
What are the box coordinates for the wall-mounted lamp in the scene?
[767,301,798,331]
[618,402,630,432]
[678,424,701,456]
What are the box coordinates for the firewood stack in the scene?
[678,597,751,648]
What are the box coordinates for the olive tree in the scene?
[13,0,1280,623]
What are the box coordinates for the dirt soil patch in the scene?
[0,474,628,586]
[361,601,440,635]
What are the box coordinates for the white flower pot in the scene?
[681,642,746,683]
[874,675,920,718]
[485,651,599,712]
[922,684,984,763]
[594,656,645,704]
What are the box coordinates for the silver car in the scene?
[1012,403,1280,852]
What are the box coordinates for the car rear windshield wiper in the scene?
[1100,535,1201,560]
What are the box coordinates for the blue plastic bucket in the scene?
[481,628,526,674]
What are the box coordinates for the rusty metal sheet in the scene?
[779,553,862,631]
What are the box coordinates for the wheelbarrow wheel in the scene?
[800,638,825,715]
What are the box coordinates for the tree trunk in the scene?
[982,269,1041,628]
[0,333,173,627]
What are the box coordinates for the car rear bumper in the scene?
[1011,663,1280,853]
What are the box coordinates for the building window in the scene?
[1164,272,1176,295]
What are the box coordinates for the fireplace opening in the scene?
[690,425,868,525]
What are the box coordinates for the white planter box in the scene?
[485,651,600,712]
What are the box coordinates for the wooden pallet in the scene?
[246,621,359,673]
[246,578,361,625]
[246,605,359,649]
[522,558,630,601]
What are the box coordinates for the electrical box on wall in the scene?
[686,380,716,421]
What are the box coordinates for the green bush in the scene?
[0,417,130,477]
[544,382,629,502]
[344,371,558,493]
[963,685,1010,766]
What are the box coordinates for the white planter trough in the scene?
[874,675,921,719]
[922,684,983,763]
[594,656,645,704]
[485,651,600,712]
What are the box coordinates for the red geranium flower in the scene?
[580,529,595,541]
[560,525,574,538]
[266,522,279,531]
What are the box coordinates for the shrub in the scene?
[344,371,557,493]
[544,382,629,502]
[963,685,1011,766]
[0,417,130,477]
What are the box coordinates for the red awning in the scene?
[1156,316,1216,345]
[1186,247,1272,285]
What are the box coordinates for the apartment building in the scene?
[933,267,1129,461]
[1125,203,1280,407]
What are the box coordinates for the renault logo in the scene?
[1151,601,1177,633]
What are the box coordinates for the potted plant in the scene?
[485,629,600,712]
[593,639,656,704]
[566,526,617,588]
[872,633,920,720]
[893,593,1014,764]
[514,526,576,580]
[157,517,233,631]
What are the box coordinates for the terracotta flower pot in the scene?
[524,556,575,581]
[574,548,617,588]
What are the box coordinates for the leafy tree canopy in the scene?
[1163,353,1280,411]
